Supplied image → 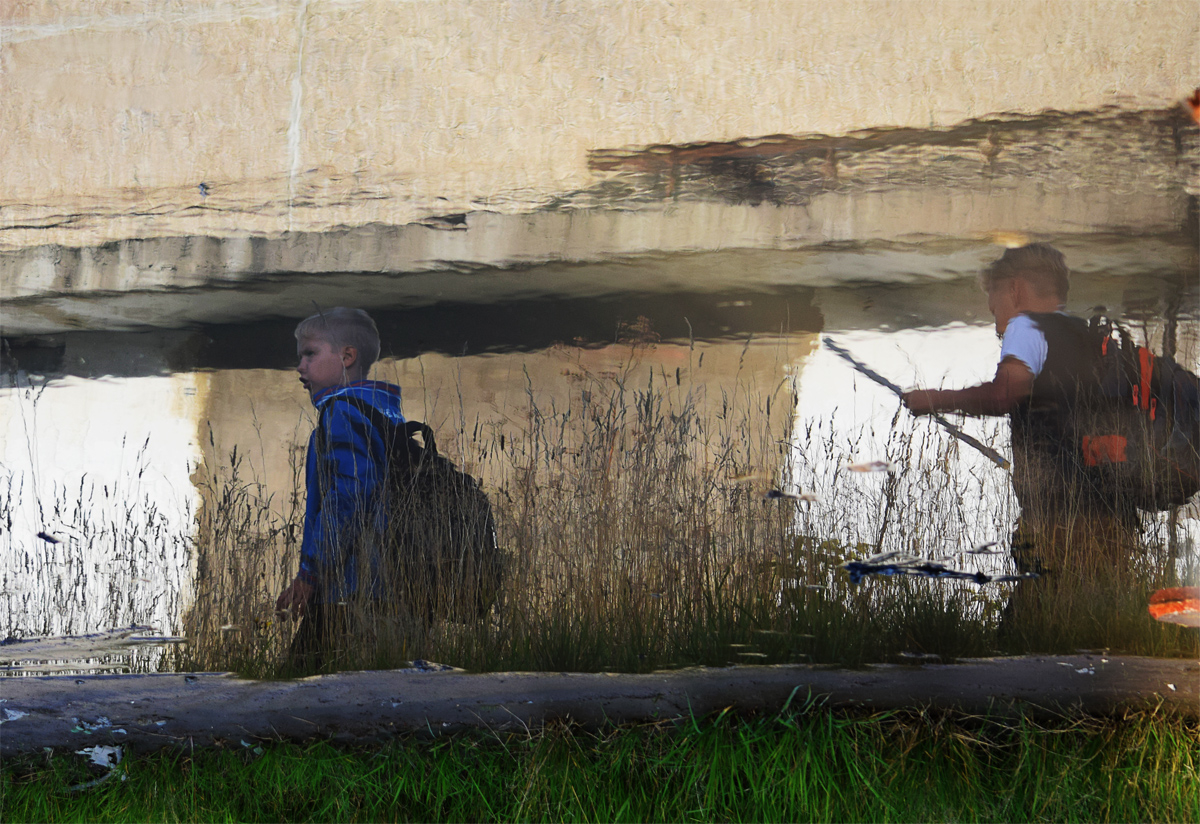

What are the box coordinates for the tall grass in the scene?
[173,436,302,675]
[3,329,1194,675]
[0,432,190,654]
[166,333,1197,677]
[5,705,1198,823]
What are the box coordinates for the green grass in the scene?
[4,705,1198,823]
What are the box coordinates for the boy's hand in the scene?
[902,389,939,416]
[276,578,315,618]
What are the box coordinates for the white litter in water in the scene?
[1168,683,1177,691]
[1075,667,1095,675]
[1,707,29,723]
[76,745,122,769]
[70,716,113,733]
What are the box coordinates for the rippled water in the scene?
[2,232,1196,675]
[2,99,1198,672]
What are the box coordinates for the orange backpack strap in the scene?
[1137,347,1154,412]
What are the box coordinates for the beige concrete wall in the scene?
[198,333,814,507]
[194,333,814,596]
[2,0,1195,250]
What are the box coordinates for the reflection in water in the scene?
[585,108,1195,210]
[0,375,196,646]
[0,249,1197,671]
[840,550,1038,586]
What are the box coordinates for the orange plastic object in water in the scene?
[1148,587,1200,627]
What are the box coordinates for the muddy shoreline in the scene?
[1,655,1196,756]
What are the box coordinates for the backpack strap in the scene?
[315,397,378,457]
[336,396,438,463]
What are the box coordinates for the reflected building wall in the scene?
[192,334,819,607]
[3,1,1192,253]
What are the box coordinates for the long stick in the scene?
[822,337,1011,471]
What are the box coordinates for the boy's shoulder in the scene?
[316,382,403,422]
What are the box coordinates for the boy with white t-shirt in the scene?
[902,243,1136,563]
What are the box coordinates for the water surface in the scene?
[2,236,1197,673]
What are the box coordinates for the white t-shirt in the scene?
[999,313,1050,378]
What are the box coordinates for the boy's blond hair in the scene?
[979,243,1070,301]
[295,307,381,375]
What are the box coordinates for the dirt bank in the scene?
[1,655,1196,756]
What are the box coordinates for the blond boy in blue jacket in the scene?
[275,307,404,668]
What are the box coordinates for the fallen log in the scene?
[1,655,1196,756]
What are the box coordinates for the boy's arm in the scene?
[902,357,1034,417]
[276,577,315,615]
[297,403,386,587]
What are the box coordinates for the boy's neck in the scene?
[312,378,372,403]
[1015,283,1065,315]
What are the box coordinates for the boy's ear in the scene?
[341,345,359,371]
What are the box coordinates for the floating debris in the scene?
[70,716,113,734]
[845,460,894,473]
[966,542,1003,555]
[76,744,122,768]
[841,553,1038,585]
[69,745,125,792]
[1148,587,1200,627]
[765,489,820,502]
[1,707,28,723]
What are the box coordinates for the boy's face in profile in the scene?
[297,334,352,399]
[986,278,1021,337]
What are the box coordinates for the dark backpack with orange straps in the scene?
[1081,315,1200,511]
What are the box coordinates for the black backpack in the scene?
[327,397,502,622]
[1080,315,1200,511]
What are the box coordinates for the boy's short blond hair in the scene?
[295,307,381,374]
[979,243,1070,301]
